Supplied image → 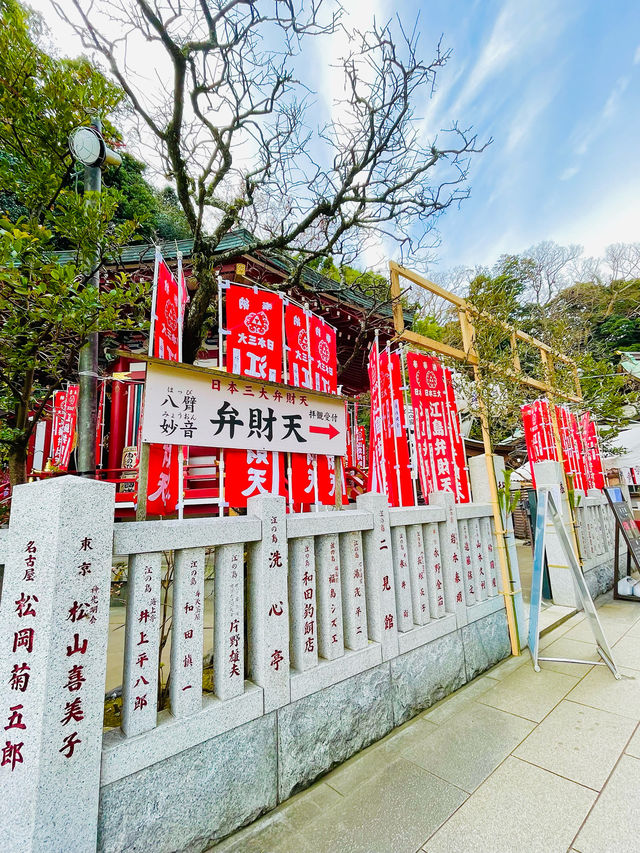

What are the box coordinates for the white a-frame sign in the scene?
[529,488,621,679]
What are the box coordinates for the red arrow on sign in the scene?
[309,423,340,440]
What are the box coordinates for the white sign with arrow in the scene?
[141,360,347,456]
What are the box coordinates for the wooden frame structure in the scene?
[389,262,584,655]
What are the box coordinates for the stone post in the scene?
[356,492,399,661]
[247,495,290,713]
[427,492,466,624]
[532,460,579,608]
[0,476,114,853]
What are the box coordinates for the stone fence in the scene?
[0,461,617,853]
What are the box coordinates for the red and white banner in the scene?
[146,249,186,515]
[225,449,286,507]
[445,368,471,503]
[367,344,388,497]
[146,443,179,515]
[310,315,338,394]
[285,301,312,389]
[557,405,588,492]
[51,385,79,471]
[225,284,283,382]
[355,425,367,470]
[367,346,414,507]
[580,411,605,489]
[95,381,106,468]
[150,251,180,362]
[521,399,558,488]
[406,352,469,502]
[224,284,286,506]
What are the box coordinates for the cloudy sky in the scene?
[31,0,640,274]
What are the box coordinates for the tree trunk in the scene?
[182,255,219,365]
[8,441,28,487]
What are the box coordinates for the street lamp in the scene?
[68,118,122,477]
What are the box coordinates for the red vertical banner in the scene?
[290,452,316,508]
[316,454,347,506]
[444,368,470,502]
[367,345,385,495]
[355,425,367,469]
[581,412,604,489]
[150,254,180,361]
[146,251,182,515]
[225,449,285,508]
[406,352,434,499]
[344,405,353,469]
[224,284,286,507]
[310,316,337,393]
[95,381,106,468]
[387,351,414,506]
[569,411,588,492]
[225,284,283,382]
[407,352,458,497]
[285,302,312,389]
[146,443,179,515]
[51,385,79,471]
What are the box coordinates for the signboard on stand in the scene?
[141,360,347,457]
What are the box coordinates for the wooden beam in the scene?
[389,261,468,308]
[398,330,478,365]
[389,265,406,336]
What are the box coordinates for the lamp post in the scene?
[68,118,122,477]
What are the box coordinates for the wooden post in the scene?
[136,442,150,522]
[460,308,520,655]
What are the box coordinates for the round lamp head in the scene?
[68,126,105,167]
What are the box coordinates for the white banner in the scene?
[141,361,347,456]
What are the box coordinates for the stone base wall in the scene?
[583,558,615,601]
[97,608,510,853]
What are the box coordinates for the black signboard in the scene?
[605,487,640,600]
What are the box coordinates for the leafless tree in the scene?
[54,0,487,362]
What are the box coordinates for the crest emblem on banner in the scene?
[426,371,437,389]
[244,311,270,335]
[318,339,330,363]
[298,329,308,352]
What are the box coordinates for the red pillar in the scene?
[107,356,129,472]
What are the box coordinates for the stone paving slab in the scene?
[423,756,596,853]
[514,699,637,790]
[477,665,580,722]
[402,702,535,793]
[208,595,640,853]
[573,755,640,853]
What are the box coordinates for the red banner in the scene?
[285,302,312,389]
[581,412,604,489]
[310,315,338,394]
[51,385,79,471]
[225,284,283,382]
[151,255,180,361]
[407,352,467,500]
[95,381,106,468]
[557,405,588,492]
[290,452,316,507]
[355,425,367,469]
[444,367,470,503]
[386,350,414,506]
[147,443,179,515]
[225,449,285,507]
[367,345,389,497]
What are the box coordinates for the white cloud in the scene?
[450,0,567,117]
[560,165,579,181]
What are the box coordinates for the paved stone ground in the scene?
[209,594,640,853]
